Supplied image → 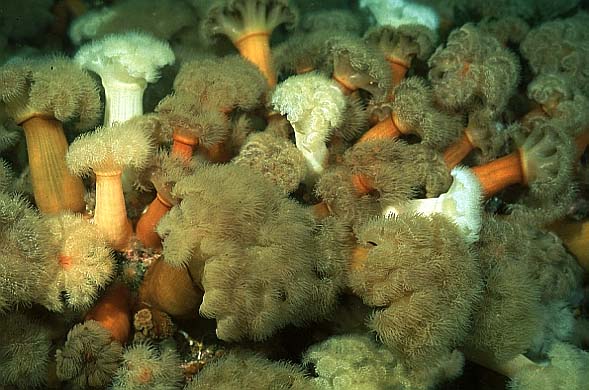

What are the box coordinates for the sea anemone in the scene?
[271,72,346,180]
[69,0,195,45]
[187,351,313,389]
[428,23,520,116]
[520,12,589,96]
[0,311,53,388]
[360,77,462,150]
[365,23,437,87]
[327,36,392,100]
[509,342,589,390]
[0,158,13,191]
[301,9,363,35]
[67,121,154,250]
[303,333,465,390]
[56,320,124,387]
[0,193,54,312]
[156,55,266,162]
[234,131,307,194]
[75,32,175,126]
[348,213,482,369]
[0,55,101,213]
[38,212,115,312]
[465,217,543,363]
[202,0,298,86]
[359,0,440,32]
[111,342,183,389]
[137,257,202,319]
[383,165,483,244]
[135,150,197,249]
[157,163,346,341]
[471,122,575,198]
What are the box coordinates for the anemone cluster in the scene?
[0,0,588,389]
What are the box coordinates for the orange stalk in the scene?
[85,283,132,344]
[547,219,589,271]
[443,131,475,168]
[135,193,172,250]
[199,141,233,163]
[234,31,276,87]
[21,116,86,214]
[138,258,202,318]
[357,114,402,143]
[265,110,284,124]
[387,57,409,87]
[351,173,375,196]
[296,65,315,74]
[460,61,471,77]
[311,201,331,219]
[171,131,198,163]
[349,246,370,271]
[471,151,524,198]
[332,74,357,95]
[575,130,589,160]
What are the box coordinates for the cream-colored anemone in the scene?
[271,72,346,182]
[38,212,115,312]
[75,32,174,126]
[67,121,154,250]
[383,166,483,244]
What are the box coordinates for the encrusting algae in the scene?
[0,0,588,389]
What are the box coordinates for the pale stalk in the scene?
[102,79,146,194]
[465,350,543,379]
[94,169,132,251]
[383,167,482,244]
[293,125,329,182]
[102,79,145,126]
